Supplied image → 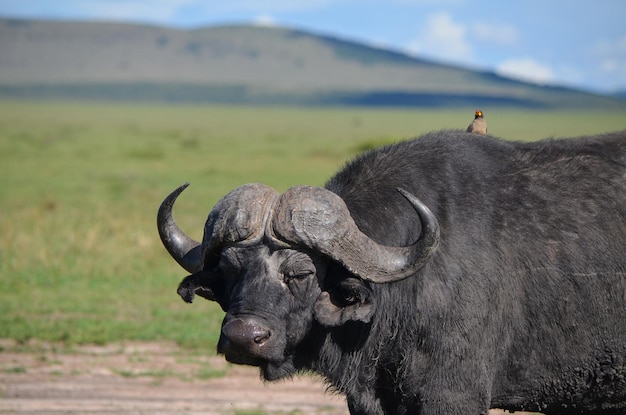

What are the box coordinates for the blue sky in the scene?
[2,0,625,93]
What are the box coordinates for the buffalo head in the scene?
[157,183,439,380]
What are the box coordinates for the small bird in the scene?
[466,110,487,135]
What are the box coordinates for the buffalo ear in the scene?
[314,278,376,327]
[177,271,218,303]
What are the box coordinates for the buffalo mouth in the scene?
[220,346,295,381]
[217,329,295,381]
[218,335,264,367]
[222,350,264,367]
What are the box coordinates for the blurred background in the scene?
[1,0,625,350]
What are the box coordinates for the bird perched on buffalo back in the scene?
[467,110,487,135]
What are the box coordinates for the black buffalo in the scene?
[158,130,626,415]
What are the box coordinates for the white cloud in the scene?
[495,58,555,85]
[592,35,626,75]
[601,59,618,72]
[585,35,626,90]
[406,12,472,62]
[471,22,518,46]
[253,14,278,27]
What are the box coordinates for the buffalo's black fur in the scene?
[179,130,626,414]
[316,130,626,414]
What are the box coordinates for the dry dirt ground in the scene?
[0,339,528,415]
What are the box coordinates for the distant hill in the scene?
[1,18,625,108]
[612,91,626,100]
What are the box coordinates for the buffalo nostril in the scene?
[254,331,270,344]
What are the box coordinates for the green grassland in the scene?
[1,100,625,349]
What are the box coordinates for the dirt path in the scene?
[0,339,348,415]
[0,339,524,415]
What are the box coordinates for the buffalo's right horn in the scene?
[272,186,439,283]
[157,183,204,274]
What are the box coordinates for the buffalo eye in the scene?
[286,269,314,281]
[340,287,358,305]
[333,278,370,306]
[284,268,316,299]
[279,250,316,282]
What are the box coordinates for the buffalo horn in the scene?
[157,183,204,273]
[158,183,280,274]
[272,186,439,283]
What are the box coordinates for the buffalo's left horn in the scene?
[272,186,440,283]
[157,183,204,274]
